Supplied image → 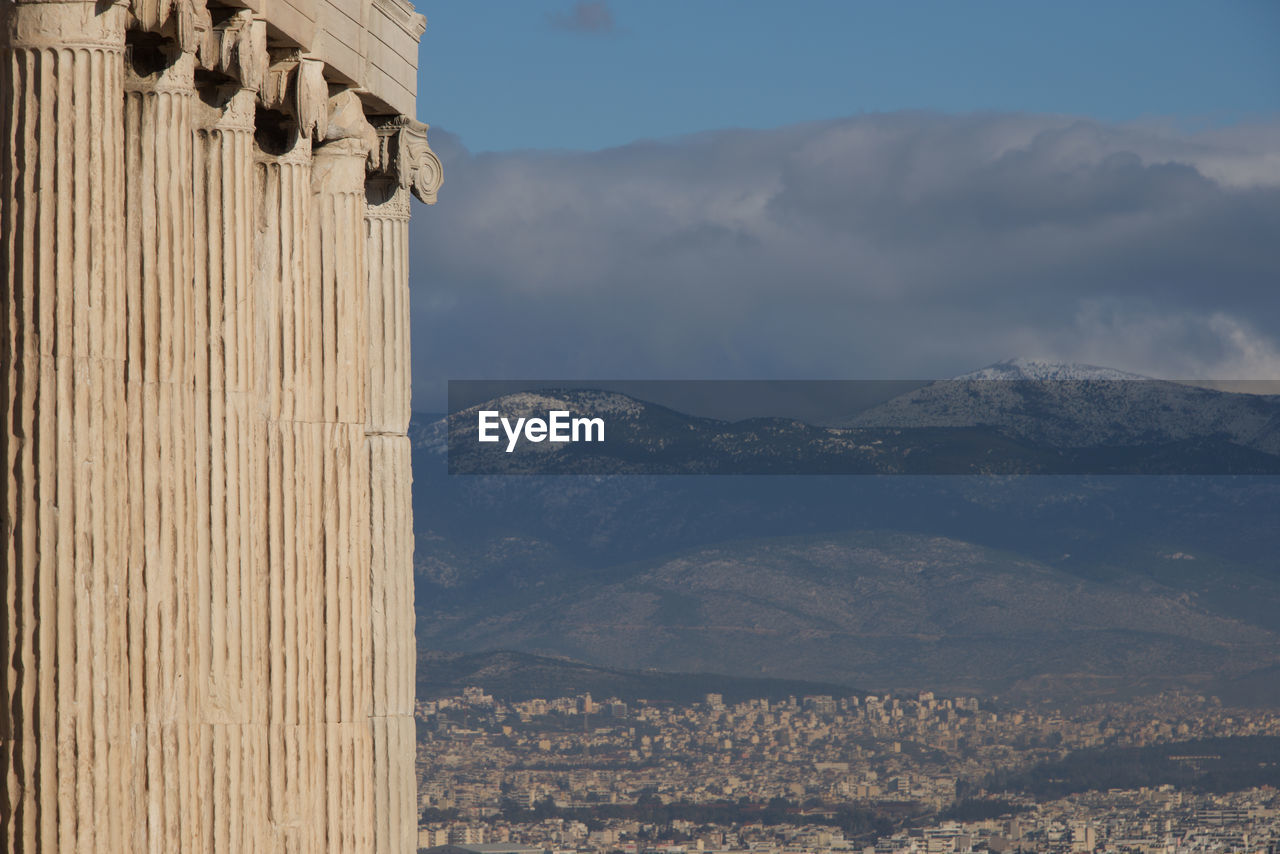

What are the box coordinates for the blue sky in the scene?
[416,0,1280,152]
[407,2,1280,404]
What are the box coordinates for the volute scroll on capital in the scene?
[257,51,329,141]
[127,0,199,54]
[367,116,442,206]
[194,9,267,94]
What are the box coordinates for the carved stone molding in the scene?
[375,0,426,42]
[365,177,411,218]
[193,83,257,133]
[5,0,127,51]
[124,38,195,94]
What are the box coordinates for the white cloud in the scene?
[409,114,1280,406]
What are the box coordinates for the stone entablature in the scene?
[1,0,438,851]
[123,0,426,117]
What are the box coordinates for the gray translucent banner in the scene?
[444,379,1280,475]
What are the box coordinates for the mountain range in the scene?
[442,364,1280,474]
[411,362,1280,703]
[844,359,1280,455]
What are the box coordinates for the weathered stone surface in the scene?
[193,77,271,854]
[365,175,412,433]
[365,114,432,854]
[2,6,132,851]
[1,0,439,848]
[368,436,416,854]
[123,42,207,854]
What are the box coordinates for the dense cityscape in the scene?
[413,688,1280,854]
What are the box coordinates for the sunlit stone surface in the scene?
[1,0,440,849]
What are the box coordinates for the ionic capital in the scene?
[260,51,329,141]
[367,116,442,205]
[196,10,267,93]
[128,0,199,54]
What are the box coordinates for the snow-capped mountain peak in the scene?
[956,358,1151,382]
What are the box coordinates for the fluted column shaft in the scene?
[311,137,373,854]
[365,177,416,854]
[122,46,202,854]
[4,5,432,846]
[194,85,268,854]
[365,180,412,435]
[259,129,378,854]
[257,128,326,854]
[1,4,130,852]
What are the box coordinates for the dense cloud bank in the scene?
[408,113,1280,406]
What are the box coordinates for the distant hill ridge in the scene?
[847,360,1280,454]
[408,361,1280,704]
[418,649,855,704]
[956,358,1151,381]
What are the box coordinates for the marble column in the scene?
[364,114,438,854]
[257,123,327,854]
[194,82,269,854]
[311,130,374,854]
[122,42,202,854]
[365,173,416,854]
[4,2,438,848]
[1,2,131,851]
